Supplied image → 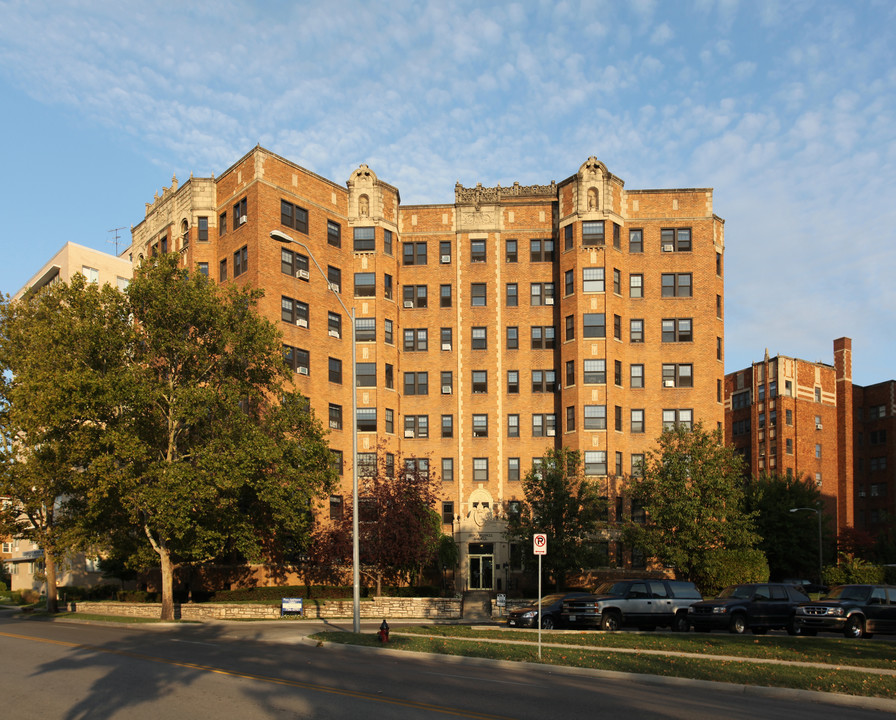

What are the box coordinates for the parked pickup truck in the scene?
[561,579,702,631]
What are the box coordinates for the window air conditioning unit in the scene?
[296,318,308,328]
[664,380,675,387]
[545,297,554,305]
[404,430,415,438]
[329,421,340,429]
[239,215,247,225]
[328,283,340,292]
[403,301,414,308]
[442,386,452,394]
[441,343,451,351]
[297,366,309,375]
[441,255,451,263]
[816,423,823,430]
[328,330,340,338]
[662,243,673,252]
[546,429,556,436]
[297,269,310,280]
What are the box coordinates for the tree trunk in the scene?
[159,546,175,621]
[44,553,58,613]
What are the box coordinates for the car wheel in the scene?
[729,613,747,634]
[601,611,622,632]
[541,615,555,630]
[786,619,801,636]
[673,613,690,633]
[844,615,866,639]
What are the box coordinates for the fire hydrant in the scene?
[378,618,390,643]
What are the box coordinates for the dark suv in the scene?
[688,583,810,635]
[561,579,702,631]
[793,584,896,638]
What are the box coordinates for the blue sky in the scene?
[1,0,894,385]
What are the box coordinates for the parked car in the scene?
[561,579,702,631]
[793,584,896,638]
[688,583,810,635]
[782,578,829,595]
[506,592,591,629]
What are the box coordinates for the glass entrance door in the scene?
[469,555,494,590]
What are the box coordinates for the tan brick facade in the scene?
[129,149,726,592]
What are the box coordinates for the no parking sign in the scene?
[533,533,547,555]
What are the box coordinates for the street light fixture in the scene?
[789,505,823,588]
[270,229,360,634]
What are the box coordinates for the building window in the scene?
[281,296,309,327]
[614,314,622,340]
[283,345,310,375]
[197,262,209,276]
[506,283,518,306]
[583,267,605,293]
[662,318,693,342]
[328,357,342,384]
[440,327,452,351]
[530,238,555,262]
[402,284,428,308]
[631,409,645,434]
[508,414,520,437]
[630,364,644,388]
[530,325,556,349]
[403,241,427,265]
[471,239,486,263]
[404,415,429,438]
[631,453,645,477]
[584,359,606,384]
[506,326,519,349]
[530,283,554,306]
[473,414,488,438]
[566,406,576,432]
[532,414,556,437]
[662,364,693,388]
[661,228,691,252]
[584,405,607,430]
[564,315,574,341]
[615,405,623,432]
[329,495,343,521]
[357,453,377,478]
[663,409,694,430]
[328,312,342,339]
[629,274,643,298]
[327,403,343,430]
[582,221,605,246]
[471,283,487,306]
[219,258,227,281]
[506,239,518,262]
[385,408,394,433]
[329,450,343,477]
[531,369,556,393]
[327,220,341,247]
[564,223,574,250]
[565,360,575,387]
[472,370,488,394]
[354,227,376,252]
[383,229,393,256]
[356,362,377,387]
[614,360,622,386]
[233,246,248,277]
[442,458,454,482]
[629,228,643,253]
[281,248,309,279]
[472,327,487,349]
[232,197,247,230]
[437,371,452,395]
[403,328,428,351]
[584,451,607,475]
[630,319,644,343]
[351,272,374,297]
[438,240,452,264]
[473,458,489,482]
[564,269,574,296]
[815,443,822,459]
[219,212,227,237]
[786,438,793,454]
[661,273,692,297]
[196,216,208,242]
[281,200,308,233]
[403,371,429,395]
[440,284,452,308]
[441,414,454,438]
[384,318,393,344]
[613,268,621,295]
[507,370,519,394]
[583,313,606,338]
[508,457,520,482]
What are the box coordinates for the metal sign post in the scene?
[533,533,547,659]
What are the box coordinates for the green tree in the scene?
[505,448,607,592]
[743,472,831,582]
[86,254,336,619]
[625,423,759,589]
[310,453,443,596]
[0,276,130,612]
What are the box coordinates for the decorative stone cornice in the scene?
[455,180,557,206]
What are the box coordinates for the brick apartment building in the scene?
[127,147,726,592]
[853,379,896,538]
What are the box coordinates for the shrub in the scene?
[697,548,769,597]
[823,553,885,585]
[0,581,7,592]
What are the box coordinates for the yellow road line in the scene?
[0,630,516,720]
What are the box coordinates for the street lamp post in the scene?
[271,229,360,633]
[789,505,823,587]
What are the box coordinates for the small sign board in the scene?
[496,593,506,608]
[281,597,303,617]
[533,533,547,555]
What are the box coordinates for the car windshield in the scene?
[717,585,754,600]
[538,594,566,605]
[824,586,871,602]
[595,582,628,596]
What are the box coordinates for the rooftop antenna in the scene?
[108,226,127,254]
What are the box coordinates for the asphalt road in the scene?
[0,614,890,719]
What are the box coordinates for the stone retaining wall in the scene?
[69,597,463,621]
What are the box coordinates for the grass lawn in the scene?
[311,627,896,700]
